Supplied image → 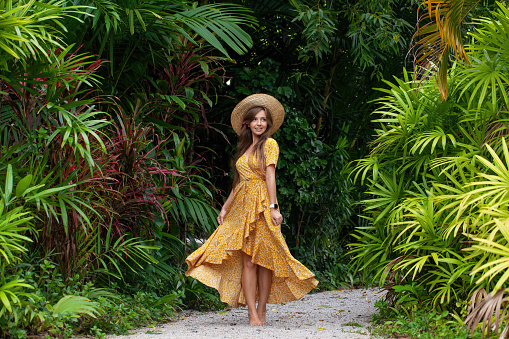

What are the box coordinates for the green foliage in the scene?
[351,3,509,337]
[85,290,181,335]
[145,44,225,133]
[0,9,223,337]
[0,182,107,338]
[65,0,256,95]
[232,58,281,96]
[0,186,33,264]
[180,276,226,312]
[276,108,354,270]
[345,0,412,72]
[458,140,509,290]
[372,300,490,339]
[0,170,36,322]
[161,133,219,238]
[90,221,159,280]
[171,4,256,58]
[0,257,182,337]
[290,0,337,62]
[0,0,90,67]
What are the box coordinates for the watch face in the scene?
[271,204,278,209]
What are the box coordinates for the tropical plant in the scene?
[466,288,509,338]
[0,167,103,338]
[161,132,219,242]
[63,0,256,96]
[1,47,114,277]
[412,0,481,99]
[350,3,509,337]
[344,0,412,71]
[0,184,34,314]
[290,0,338,62]
[0,45,106,169]
[0,0,258,337]
[0,0,89,67]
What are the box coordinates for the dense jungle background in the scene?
[1,0,509,338]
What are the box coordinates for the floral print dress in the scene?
[185,138,318,307]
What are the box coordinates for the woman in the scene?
[185,94,318,326]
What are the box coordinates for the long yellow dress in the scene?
[185,138,318,307]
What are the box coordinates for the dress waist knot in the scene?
[240,177,264,182]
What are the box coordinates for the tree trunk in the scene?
[296,210,305,248]
[315,49,339,137]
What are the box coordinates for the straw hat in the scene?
[230,94,285,135]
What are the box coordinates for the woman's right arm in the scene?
[217,189,234,225]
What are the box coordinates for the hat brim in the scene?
[231,94,285,135]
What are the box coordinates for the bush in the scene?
[1,257,183,338]
[371,300,498,339]
[350,4,509,337]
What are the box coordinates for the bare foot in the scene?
[249,311,263,326]
[257,305,267,325]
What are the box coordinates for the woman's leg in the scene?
[242,252,262,326]
[257,265,273,324]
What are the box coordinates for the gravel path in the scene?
[106,288,385,339]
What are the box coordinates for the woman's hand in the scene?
[217,208,227,225]
[217,190,234,225]
[270,209,283,226]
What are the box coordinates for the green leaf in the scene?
[4,164,13,205]
[15,174,33,198]
[52,295,100,318]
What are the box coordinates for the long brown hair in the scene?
[232,106,273,187]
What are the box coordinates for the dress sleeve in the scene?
[264,138,279,167]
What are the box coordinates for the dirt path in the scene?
[106,288,385,339]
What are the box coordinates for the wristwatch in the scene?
[269,204,279,209]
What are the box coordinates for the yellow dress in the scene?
[185,138,318,307]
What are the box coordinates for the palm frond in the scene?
[0,0,92,66]
[51,295,101,318]
[171,3,256,58]
[412,0,480,99]
[465,288,509,338]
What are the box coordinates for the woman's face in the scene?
[248,109,268,137]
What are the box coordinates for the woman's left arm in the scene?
[266,164,283,226]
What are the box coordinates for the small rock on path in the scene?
[106,288,385,339]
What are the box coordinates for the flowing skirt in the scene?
[185,181,318,307]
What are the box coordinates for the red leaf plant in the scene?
[142,38,226,133]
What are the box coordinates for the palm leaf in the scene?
[0,0,92,67]
[465,288,509,337]
[171,3,256,58]
[0,279,34,313]
[412,0,479,99]
[51,295,101,318]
